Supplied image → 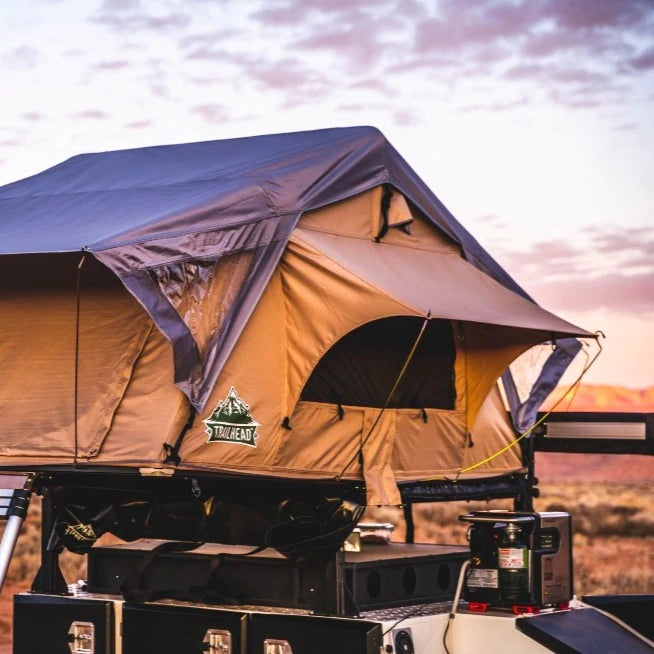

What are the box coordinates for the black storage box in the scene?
[248,612,382,654]
[88,540,469,613]
[122,603,247,654]
[14,594,115,654]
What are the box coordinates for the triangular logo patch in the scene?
[203,387,260,447]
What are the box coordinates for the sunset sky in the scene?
[2,0,653,388]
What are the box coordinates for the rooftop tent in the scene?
[0,127,591,504]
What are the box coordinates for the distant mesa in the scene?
[543,384,654,413]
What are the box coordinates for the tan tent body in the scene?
[1,185,589,504]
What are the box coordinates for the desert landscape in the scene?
[0,384,652,651]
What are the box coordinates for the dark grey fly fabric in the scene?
[0,126,553,409]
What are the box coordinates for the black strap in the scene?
[281,416,292,430]
[195,544,267,604]
[120,540,203,602]
[163,405,196,465]
[374,184,393,243]
[120,540,267,604]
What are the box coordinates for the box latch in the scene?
[68,621,94,654]
[264,639,294,654]
[202,628,232,653]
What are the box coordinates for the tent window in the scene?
[301,317,456,409]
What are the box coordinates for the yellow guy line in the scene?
[421,332,604,483]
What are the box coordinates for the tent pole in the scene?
[31,482,67,594]
[515,435,537,512]
[0,475,32,591]
[403,503,415,544]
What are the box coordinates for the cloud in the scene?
[393,0,654,110]
[191,104,230,123]
[185,47,235,62]
[416,1,538,53]
[294,25,378,58]
[544,0,653,31]
[92,3,191,32]
[289,8,401,74]
[588,226,654,256]
[384,56,458,75]
[236,57,331,97]
[475,213,509,229]
[3,46,40,69]
[99,0,139,9]
[348,79,397,95]
[250,4,312,27]
[505,64,608,86]
[71,109,109,120]
[530,270,654,313]
[459,97,528,112]
[393,109,419,125]
[93,60,131,70]
[630,47,654,71]
[500,224,654,314]
[178,31,237,50]
[124,120,152,129]
[613,122,638,131]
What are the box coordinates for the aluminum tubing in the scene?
[0,514,24,591]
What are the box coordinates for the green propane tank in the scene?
[498,523,530,602]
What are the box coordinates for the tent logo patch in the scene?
[203,387,260,447]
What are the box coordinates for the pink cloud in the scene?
[93,6,191,32]
[530,271,654,313]
[71,110,109,120]
[348,79,396,95]
[631,47,654,70]
[544,0,652,31]
[185,47,231,61]
[3,46,40,69]
[384,56,457,75]
[393,109,418,125]
[124,120,152,129]
[94,60,130,70]
[191,104,230,123]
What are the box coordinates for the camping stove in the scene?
[459,511,572,611]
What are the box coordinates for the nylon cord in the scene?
[73,250,87,466]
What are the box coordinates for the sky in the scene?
[1,0,653,388]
